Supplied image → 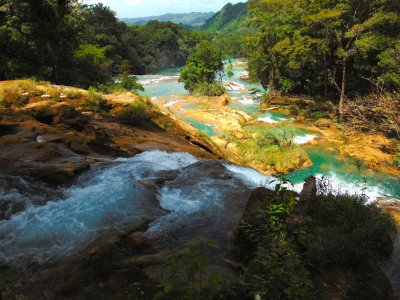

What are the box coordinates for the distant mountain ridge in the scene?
[201,2,248,33]
[121,12,214,27]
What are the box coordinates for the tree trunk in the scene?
[339,57,347,120]
[268,67,274,95]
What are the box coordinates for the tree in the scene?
[246,0,400,118]
[179,40,224,95]
[0,0,80,82]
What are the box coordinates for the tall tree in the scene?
[247,0,400,117]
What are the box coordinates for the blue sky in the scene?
[83,0,244,18]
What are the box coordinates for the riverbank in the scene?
[150,91,400,183]
[262,95,400,178]
[0,79,399,299]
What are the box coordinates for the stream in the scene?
[0,151,279,265]
[0,60,399,269]
[139,60,400,201]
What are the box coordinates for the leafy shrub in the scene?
[116,102,148,125]
[62,89,83,99]
[297,181,396,299]
[220,130,237,148]
[236,128,308,173]
[97,75,144,94]
[257,124,295,149]
[302,192,395,268]
[278,78,293,94]
[120,75,144,92]
[87,88,108,112]
[226,184,314,300]
[155,238,221,299]
[192,82,225,97]
[226,181,396,300]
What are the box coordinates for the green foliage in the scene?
[303,192,395,270]
[179,40,224,95]
[155,237,221,299]
[246,0,400,101]
[120,75,144,92]
[0,2,207,88]
[378,39,400,90]
[117,102,149,126]
[62,89,84,100]
[122,21,201,73]
[202,3,248,34]
[0,0,81,82]
[235,128,307,173]
[395,143,400,168]
[257,124,295,149]
[0,79,41,108]
[74,44,106,65]
[97,75,144,94]
[87,88,108,112]
[225,179,396,300]
[220,130,237,148]
[192,82,225,97]
[226,183,313,300]
[0,263,17,298]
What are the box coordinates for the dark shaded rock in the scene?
[50,103,88,131]
[23,160,91,185]
[127,232,152,249]
[0,136,62,162]
[232,187,275,259]
[240,187,275,224]
[127,253,169,267]
[299,175,317,202]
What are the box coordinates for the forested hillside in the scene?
[202,2,249,57]
[121,12,214,27]
[0,1,206,88]
[202,2,247,33]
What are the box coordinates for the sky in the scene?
[82,0,244,18]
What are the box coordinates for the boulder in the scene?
[232,187,275,259]
[299,175,317,202]
[240,187,275,225]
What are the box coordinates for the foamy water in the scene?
[163,100,181,107]
[238,96,260,105]
[293,134,317,145]
[0,151,396,266]
[138,75,180,85]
